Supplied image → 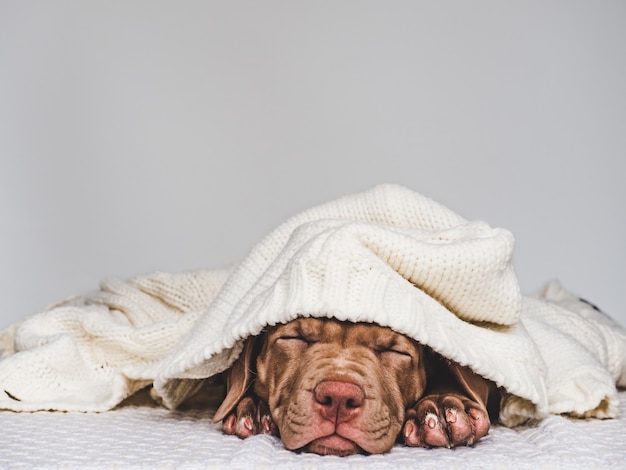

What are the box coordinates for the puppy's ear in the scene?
[446,361,496,414]
[212,335,258,423]
[407,342,428,403]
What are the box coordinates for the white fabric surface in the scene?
[2,390,626,469]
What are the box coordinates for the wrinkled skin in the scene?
[213,318,499,456]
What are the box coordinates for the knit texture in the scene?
[4,391,626,468]
[0,185,624,427]
[0,269,231,411]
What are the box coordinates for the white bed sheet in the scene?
[3,390,625,469]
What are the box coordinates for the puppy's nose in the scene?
[314,381,364,424]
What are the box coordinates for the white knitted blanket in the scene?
[1,185,625,428]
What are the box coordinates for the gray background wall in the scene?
[1,1,625,329]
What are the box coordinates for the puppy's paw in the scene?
[222,397,278,439]
[402,393,490,448]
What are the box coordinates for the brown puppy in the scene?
[213,317,500,456]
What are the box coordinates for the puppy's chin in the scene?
[301,435,365,457]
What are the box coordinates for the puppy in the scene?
[213,317,500,456]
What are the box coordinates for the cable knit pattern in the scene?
[0,185,624,429]
[0,269,232,411]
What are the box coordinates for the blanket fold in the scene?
[1,185,624,428]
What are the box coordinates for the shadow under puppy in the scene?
[212,317,501,456]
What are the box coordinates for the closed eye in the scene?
[376,348,412,358]
[391,349,412,357]
[277,335,317,346]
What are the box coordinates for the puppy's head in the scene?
[218,317,427,456]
